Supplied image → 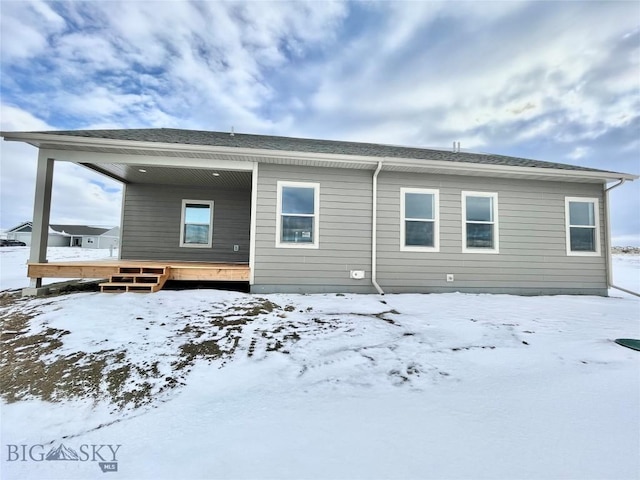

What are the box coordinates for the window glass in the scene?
[401,189,439,250]
[463,192,497,252]
[466,196,492,222]
[569,227,595,251]
[566,198,599,255]
[181,202,212,246]
[467,223,494,248]
[184,224,209,244]
[282,187,315,215]
[405,193,433,219]
[282,216,314,243]
[405,220,434,247]
[277,182,318,247]
[185,204,211,224]
[569,202,595,226]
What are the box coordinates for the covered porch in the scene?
[16,136,258,295]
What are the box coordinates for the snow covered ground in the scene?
[0,253,638,480]
[0,246,116,291]
[612,254,640,293]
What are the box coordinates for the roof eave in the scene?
[386,159,637,182]
[2,131,636,183]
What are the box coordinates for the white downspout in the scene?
[603,179,638,296]
[372,161,384,295]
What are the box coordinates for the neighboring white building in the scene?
[5,222,118,248]
[81,226,120,249]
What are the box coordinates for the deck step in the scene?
[118,266,167,275]
[110,275,160,284]
[100,265,171,293]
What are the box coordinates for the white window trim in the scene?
[461,191,500,254]
[565,196,601,256]
[276,181,320,249]
[179,199,214,248]
[400,187,440,252]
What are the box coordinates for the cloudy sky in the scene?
[1,0,639,244]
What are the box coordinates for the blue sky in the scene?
[1,0,639,244]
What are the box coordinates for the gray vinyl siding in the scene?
[252,164,373,293]
[253,165,607,295]
[121,184,250,262]
[377,172,606,295]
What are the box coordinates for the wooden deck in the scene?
[28,260,250,291]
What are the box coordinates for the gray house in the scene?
[49,224,112,247]
[5,222,117,248]
[6,221,71,247]
[1,128,636,296]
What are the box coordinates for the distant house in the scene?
[5,222,118,248]
[1,128,637,296]
[7,222,71,247]
[49,224,113,248]
[81,226,120,249]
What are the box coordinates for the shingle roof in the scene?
[6,221,32,232]
[21,128,618,174]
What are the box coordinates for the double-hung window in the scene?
[462,191,499,253]
[180,200,214,248]
[400,188,439,251]
[565,197,600,255]
[276,181,319,248]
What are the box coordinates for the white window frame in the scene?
[565,197,601,256]
[179,199,214,248]
[276,181,320,249]
[400,188,440,252]
[462,191,499,254]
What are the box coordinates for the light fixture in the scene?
[212,172,220,177]
[138,168,147,173]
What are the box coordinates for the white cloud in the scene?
[0,142,39,228]
[1,104,122,229]
[1,104,52,131]
[0,0,65,60]
[0,1,349,134]
[0,141,123,229]
[48,162,122,226]
[54,32,129,71]
[567,146,591,161]
[307,1,639,150]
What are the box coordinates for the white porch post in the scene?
[25,152,55,292]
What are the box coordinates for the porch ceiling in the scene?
[86,163,252,187]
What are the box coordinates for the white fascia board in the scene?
[382,158,638,182]
[7,133,637,182]
[39,148,255,171]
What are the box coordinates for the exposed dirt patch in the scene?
[177,340,224,368]
[1,295,413,409]
[612,246,640,254]
[0,305,176,408]
[451,345,496,352]
[0,292,21,308]
[0,296,296,409]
